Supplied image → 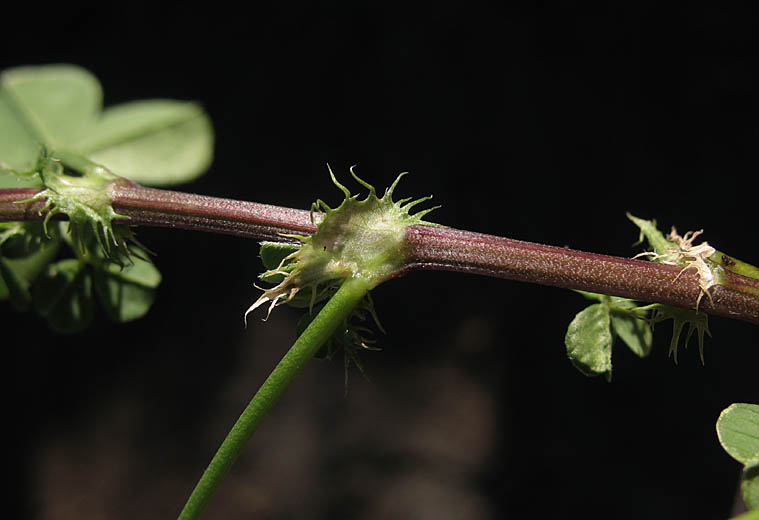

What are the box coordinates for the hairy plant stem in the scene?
[178,276,371,520]
[402,225,759,324]
[1,186,758,323]
[110,183,318,241]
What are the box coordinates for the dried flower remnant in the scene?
[635,227,717,309]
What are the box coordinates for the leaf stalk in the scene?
[177,276,371,519]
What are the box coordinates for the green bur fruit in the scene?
[247,167,437,322]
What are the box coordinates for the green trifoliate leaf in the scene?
[32,258,94,333]
[565,303,613,382]
[0,64,213,186]
[717,403,759,510]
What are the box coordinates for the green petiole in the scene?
[177,276,372,520]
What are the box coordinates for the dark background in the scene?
[6,4,758,519]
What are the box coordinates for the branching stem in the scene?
[1,186,757,323]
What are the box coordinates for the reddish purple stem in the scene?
[109,183,317,241]
[402,225,759,324]
[2,186,757,324]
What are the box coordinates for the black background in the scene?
[5,4,758,519]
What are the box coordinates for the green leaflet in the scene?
[85,100,213,186]
[717,403,759,510]
[610,305,652,358]
[0,64,213,186]
[565,302,613,382]
[566,292,653,381]
[0,65,99,173]
[718,404,759,466]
